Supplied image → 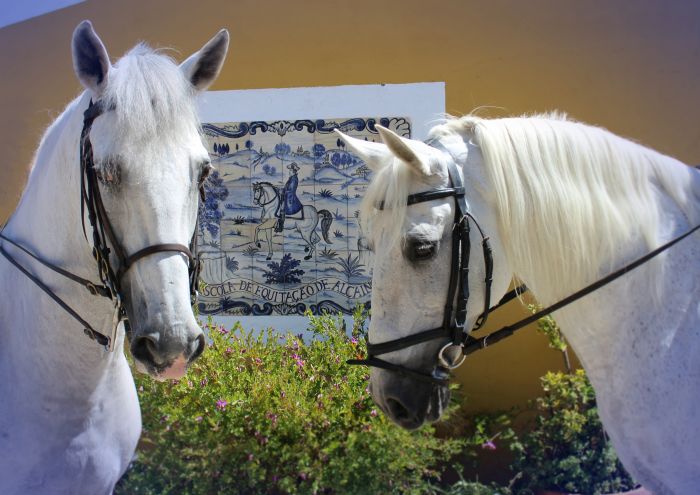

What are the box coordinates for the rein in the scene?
[0,99,204,351]
[347,155,700,384]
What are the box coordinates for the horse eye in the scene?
[95,157,121,186]
[405,240,437,262]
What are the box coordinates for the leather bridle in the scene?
[346,159,508,384]
[0,99,203,351]
[347,146,700,385]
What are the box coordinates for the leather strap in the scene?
[0,242,111,346]
[462,222,700,355]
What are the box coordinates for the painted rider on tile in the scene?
[275,162,303,232]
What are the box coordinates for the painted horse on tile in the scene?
[0,21,228,494]
[253,181,334,260]
[337,114,699,495]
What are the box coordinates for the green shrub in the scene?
[509,370,636,494]
[116,309,464,494]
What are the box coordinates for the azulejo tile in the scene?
[196,116,409,317]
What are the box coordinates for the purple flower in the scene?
[247,453,254,462]
[267,412,279,425]
[298,472,307,481]
[200,378,208,387]
[280,391,286,399]
[225,347,233,355]
[370,409,378,417]
[216,399,228,411]
[254,357,263,366]
[217,325,229,335]
[195,416,203,422]
[350,337,358,345]
[481,440,497,451]
[291,353,305,369]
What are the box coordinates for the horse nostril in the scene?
[386,397,411,421]
[131,335,159,367]
[189,333,206,362]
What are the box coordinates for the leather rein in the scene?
[0,99,203,351]
[347,155,700,385]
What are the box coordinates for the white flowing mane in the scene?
[362,113,694,303]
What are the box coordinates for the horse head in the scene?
[336,125,512,428]
[72,21,229,378]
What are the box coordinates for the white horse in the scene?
[0,22,228,494]
[252,181,333,260]
[337,115,699,495]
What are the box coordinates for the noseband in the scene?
[0,99,203,350]
[347,150,700,385]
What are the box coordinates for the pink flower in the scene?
[225,347,233,355]
[195,416,203,422]
[200,378,208,387]
[481,440,497,451]
[370,409,378,417]
[216,399,228,411]
[350,337,358,345]
[247,453,254,461]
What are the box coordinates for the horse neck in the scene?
[459,124,700,369]
[1,94,121,382]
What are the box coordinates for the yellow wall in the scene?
[1,0,698,413]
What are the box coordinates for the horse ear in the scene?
[180,29,230,91]
[375,125,432,177]
[333,129,389,171]
[72,20,111,95]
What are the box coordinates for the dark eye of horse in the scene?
[95,156,122,186]
[405,240,437,262]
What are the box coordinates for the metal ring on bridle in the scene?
[437,342,467,370]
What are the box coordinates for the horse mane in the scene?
[362,113,694,304]
[102,44,199,144]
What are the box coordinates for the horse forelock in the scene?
[102,44,199,144]
[359,157,412,248]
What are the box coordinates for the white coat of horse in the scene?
[0,22,228,494]
[337,114,699,495]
